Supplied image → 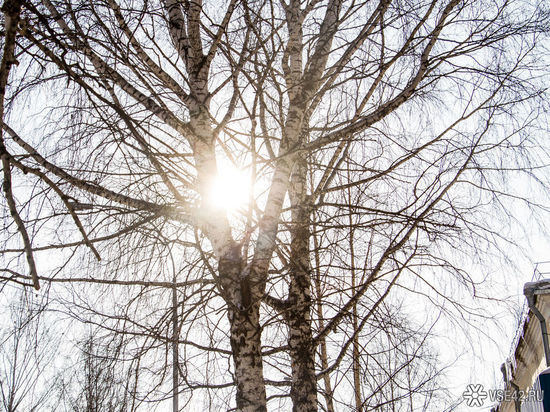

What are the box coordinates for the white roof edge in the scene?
[524,279,550,295]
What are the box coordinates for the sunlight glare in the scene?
[207,164,250,212]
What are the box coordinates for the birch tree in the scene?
[0,0,549,410]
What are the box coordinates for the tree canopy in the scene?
[1,0,549,410]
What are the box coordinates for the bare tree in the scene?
[0,290,57,411]
[1,0,549,410]
[56,333,133,412]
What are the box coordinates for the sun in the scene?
[206,163,250,212]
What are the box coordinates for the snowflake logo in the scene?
[463,384,488,407]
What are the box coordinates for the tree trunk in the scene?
[288,157,317,411]
[219,248,267,411]
[288,272,317,412]
[229,303,267,411]
[313,233,335,412]
[348,212,363,412]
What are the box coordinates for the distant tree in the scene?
[57,334,132,412]
[0,290,57,411]
[1,0,549,410]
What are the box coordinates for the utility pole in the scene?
[172,278,179,412]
